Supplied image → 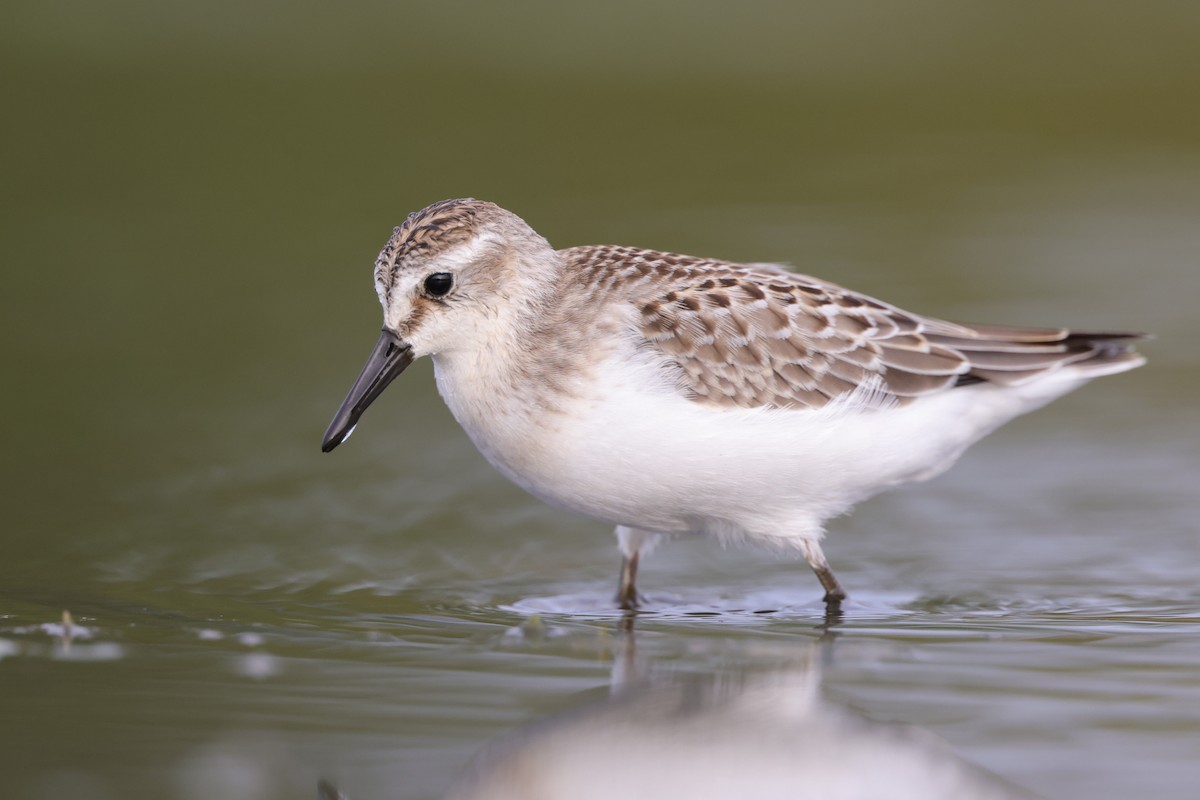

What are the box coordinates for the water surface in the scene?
[2,3,1199,798]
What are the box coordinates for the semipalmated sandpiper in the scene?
[322,199,1145,612]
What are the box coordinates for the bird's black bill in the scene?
[321,329,414,452]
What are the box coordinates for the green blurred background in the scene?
[2,3,1198,799]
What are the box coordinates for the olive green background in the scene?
[2,3,1198,798]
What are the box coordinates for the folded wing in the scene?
[635,266,1144,411]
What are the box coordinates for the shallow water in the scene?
[3,3,1200,799]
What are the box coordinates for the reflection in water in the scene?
[440,624,1036,800]
[319,778,350,800]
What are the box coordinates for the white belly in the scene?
[435,349,1089,547]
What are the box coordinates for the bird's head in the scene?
[321,198,556,452]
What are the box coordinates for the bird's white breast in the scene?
[432,335,1091,548]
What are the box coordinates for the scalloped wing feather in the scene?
[563,246,1142,411]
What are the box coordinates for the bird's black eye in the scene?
[423,272,453,297]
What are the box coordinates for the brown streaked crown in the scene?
[373,198,502,294]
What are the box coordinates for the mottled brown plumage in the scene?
[563,244,1143,411]
[367,201,1143,413]
[328,198,1147,612]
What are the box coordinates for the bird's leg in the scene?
[814,564,847,608]
[614,525,661,611]
[616,551,641,611]
[800,538,847,613]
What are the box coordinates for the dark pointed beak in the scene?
[322,329,414,452]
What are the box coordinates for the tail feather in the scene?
[931,326,1148,387]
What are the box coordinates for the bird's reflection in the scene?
[441,617,1037,800]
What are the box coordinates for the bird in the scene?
[321,198,1146,613]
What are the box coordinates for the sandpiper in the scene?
[322,199,1145,612]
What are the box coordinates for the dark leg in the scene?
[813,563,847,608]
[815,564,846,629]
[615,551,641,611]
[801,539,847,614]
